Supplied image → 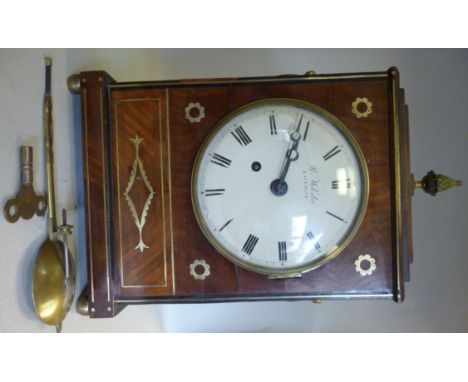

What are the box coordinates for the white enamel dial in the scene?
[192,99,368,277]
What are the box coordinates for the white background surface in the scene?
[0,49,467,332]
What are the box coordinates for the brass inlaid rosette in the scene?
[185,102,205,123]
[352,97,373,118]
[354,254,376,276]
[189,259,211,280]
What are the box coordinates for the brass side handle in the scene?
[413,170,462,196]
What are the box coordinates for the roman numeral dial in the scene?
[192,99,367,277]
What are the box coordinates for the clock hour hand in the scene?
[270,114,303,197]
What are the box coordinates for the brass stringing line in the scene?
[83,88,95,303]
[392,72,403,300]
[158,98,168,284]
[115,102,124,287]
[166,89,176,295]
[123,135,156,253]
[99,87,111,303]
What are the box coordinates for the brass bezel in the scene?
[191,98,369,278]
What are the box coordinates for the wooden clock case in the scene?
[71,67,412,318]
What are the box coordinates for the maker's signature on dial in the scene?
[303,166,319,204]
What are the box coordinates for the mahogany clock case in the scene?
[75,68,412,318]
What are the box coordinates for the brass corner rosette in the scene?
[351,97,373,118]
[413,171,462,196]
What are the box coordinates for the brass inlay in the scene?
[390,68,403,302]
[123,135,156,253]
[185,102,205,123]
[166,89,176,295]
[189,259,211,280]
[355,254,377,276]
[99,88,111,303]
[115,98,168,288]
[352,97,373,118]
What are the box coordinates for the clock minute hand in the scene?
[270,114,303,197]
[279,114,303,183]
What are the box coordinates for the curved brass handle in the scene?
[413,171,462,196]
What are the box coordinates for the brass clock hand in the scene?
[270,114,303,197]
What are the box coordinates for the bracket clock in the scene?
[67,67,461,318]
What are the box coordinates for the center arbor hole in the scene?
[251,161,261,172]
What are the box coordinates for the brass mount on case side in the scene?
[413,170,462,196]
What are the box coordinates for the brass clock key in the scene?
[4,146,47,223]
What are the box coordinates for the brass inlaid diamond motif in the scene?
[123,135,155,253]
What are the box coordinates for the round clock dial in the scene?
[192,99,369,277]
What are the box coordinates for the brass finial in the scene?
[414,170,462,196]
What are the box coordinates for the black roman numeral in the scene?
[303,121,310,141]
[211,153,232,168]
[218,218,234,232]
[331,178,351,189]
[323,145,341,161]
[242,234,259,255]
[278,241,287,262]
[269,114,277,135]
[326,211,345,222]
[204,188,225,196]
[231,126,252,146]
[306,231,321,251]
